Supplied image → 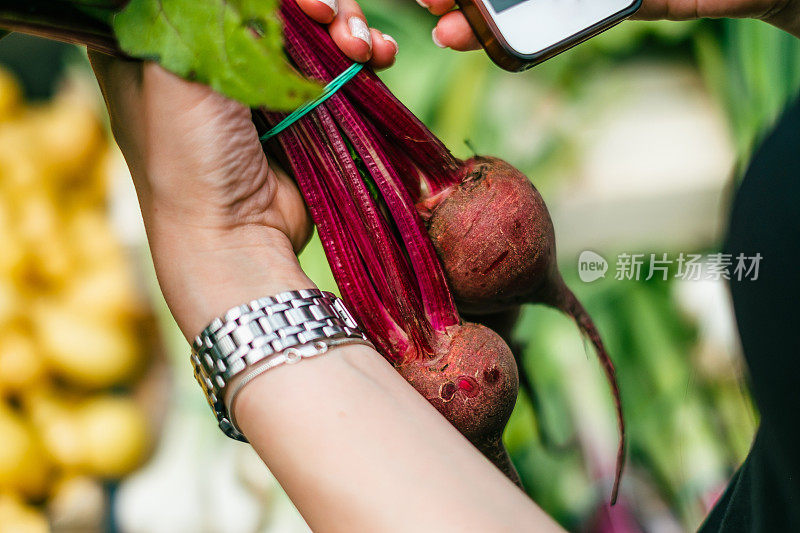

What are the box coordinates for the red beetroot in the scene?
[398,323,520,483]
[419,156,556,314]
[420,155,625,503]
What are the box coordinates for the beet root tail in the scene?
[478,439,524,490]
[554,284,626,505]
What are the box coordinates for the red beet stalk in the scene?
[257,102,523,483]
[278,0,625,503]
[258,4,523,484]
[279,19,460,335]
[280,0,461,194]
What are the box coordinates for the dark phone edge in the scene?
[456,0,643,72]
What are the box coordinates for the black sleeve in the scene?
[700,95,800,532]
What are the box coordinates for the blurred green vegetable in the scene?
[695,19,800,158]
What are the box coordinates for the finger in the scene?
[628,1,680,20]
[368,29,398,69]
[416,0,457,17]
[270,165,315,253]
[433,11,481,51]
[629,1,728,21]
[628,4,662,20]
[328,0,372,63]
[295,0,339,24]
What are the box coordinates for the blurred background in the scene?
[0,5,798,532]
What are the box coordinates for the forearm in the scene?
[235,344,557,532]
[147,216,560,531]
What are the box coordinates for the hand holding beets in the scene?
[87,0,397,338]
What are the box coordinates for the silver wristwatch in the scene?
[191,289,372,442]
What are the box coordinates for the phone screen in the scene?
[487,0,527,13]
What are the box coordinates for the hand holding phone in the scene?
[453,0,642,71]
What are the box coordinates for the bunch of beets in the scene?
[258,0,625,501]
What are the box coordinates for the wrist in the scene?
[190,289,373,441]
[149,221,316,339]
[232,343,381,438]
[225,340,375,435]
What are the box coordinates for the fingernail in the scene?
[416,0,430,7]
[382,33,398,54]
[348,17,372,48]
[317,0,338,15]
[432,27,445,48]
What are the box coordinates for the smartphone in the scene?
[454,0,642,71]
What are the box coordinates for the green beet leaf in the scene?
[113,0,321,110]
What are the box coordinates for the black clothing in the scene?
[699,95,800,532]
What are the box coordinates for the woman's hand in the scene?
[423,0,800,51]
[90,0,397,339]
[91,55,314,339]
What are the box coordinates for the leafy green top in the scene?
[113,0,320,110]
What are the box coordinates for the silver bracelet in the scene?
[224,336,370,434]
[190,289,373,441]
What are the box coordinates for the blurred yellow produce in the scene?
[0,67,159,529]
[64,260,143,319]
[0,199,26,281]
[79,396,150,479]
[0,69,21,120]
[0,279,22,326]
[24,390,151,479]
[0,329,45,394]
[0,405,51,500]
[28,95,106,183]
[0,494,48,533]
[34,303,141,388]
[47,475,106,531]
[24,388,85,472]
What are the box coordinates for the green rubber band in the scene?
[260,62,364,141]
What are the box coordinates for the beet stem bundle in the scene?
[271,0,626,503]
